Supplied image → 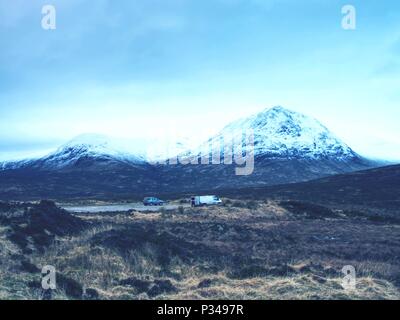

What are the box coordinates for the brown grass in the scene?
[0,199,399,300]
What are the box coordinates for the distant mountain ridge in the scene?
[31,134,147,170]
[0,106,383,200]
[219,164,400,213]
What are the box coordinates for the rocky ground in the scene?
[0,199,399,300]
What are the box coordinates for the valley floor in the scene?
[0,199,399,300]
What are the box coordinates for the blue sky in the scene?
[0,0,399,161]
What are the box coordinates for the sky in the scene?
[0,0,399,161]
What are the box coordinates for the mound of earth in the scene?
[119,277,178,297]
[0,200,86,253]
[279,200,340,219]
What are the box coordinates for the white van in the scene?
[191,195,222,207]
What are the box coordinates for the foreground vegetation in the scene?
[0,200,399,299]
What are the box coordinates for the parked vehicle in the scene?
[191,195,222,207]
[143,197,165,206]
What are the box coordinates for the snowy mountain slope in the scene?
[0,133,195,171]
[37,134,147,169]
[156,106,378,194]
[187,106,358,160]
[0,159,35,171]
[144,136,196,164]
[0,106,383,200]
[0,107,371,171]
[0,134,149,171]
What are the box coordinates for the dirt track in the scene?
[61,202,189,213]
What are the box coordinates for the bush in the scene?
[246,201,259,210]
[232,201,246,208]
[231,200,258,210]
[160,207,167,217]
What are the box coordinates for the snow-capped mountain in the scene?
[189,106,357,160]
[0,107,362,170]
[36,134,147,169]
[0,106,381,199]
[144,135,196,164]
[157,106,377,194]
[0,133,196,170]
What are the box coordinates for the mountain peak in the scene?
[212,106,357,160]
[256,106,297,118]
[39,134,147,169]
[58,133,119,155]
[63,133,110,147]
[267,105,292,113]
